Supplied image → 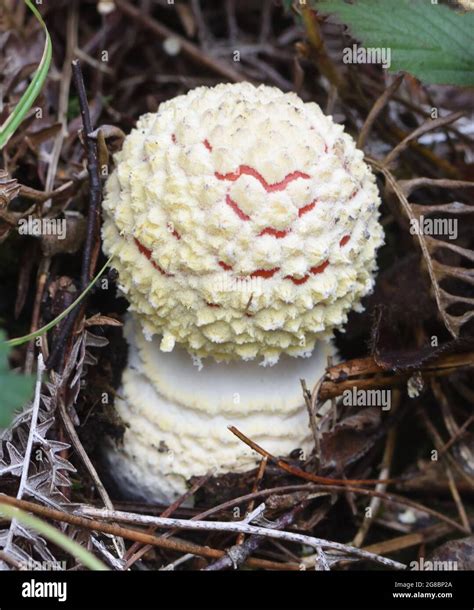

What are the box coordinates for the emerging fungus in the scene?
[106,316,334,503]
[102,83,384,503]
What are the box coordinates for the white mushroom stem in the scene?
[104,315,334,504]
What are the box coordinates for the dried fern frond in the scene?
[370,159,474,337]
[0,170,20,208]
[0,355,75,569]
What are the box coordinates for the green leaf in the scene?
[0,331,35,427]
[0,0,52,148]
[315,0,474,85]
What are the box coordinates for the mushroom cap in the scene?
[104,316,335,503]
[102,82,383,364]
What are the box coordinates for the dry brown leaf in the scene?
[320,408,381,473]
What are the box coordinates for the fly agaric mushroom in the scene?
[101,83,383,503]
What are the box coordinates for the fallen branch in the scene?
[115,0,246,83]
[75,503,406,570]
[229,425,398,486]
[72,59,102,290]
[123,472,213,570]
[47,59,102,371]
[0,495,295,571]
[196,479,469,539]
[357,74,404,150]
[205,500,301,571]
[317,352,474,401]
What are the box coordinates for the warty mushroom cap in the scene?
[102,82,383,366]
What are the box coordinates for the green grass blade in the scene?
[5,255,113,348]
[0,502,109,570]
[0,0,52,148]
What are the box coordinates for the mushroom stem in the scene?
[103,315,334,504]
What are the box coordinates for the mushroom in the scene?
[101,83,383,503]
[105,316,334,503]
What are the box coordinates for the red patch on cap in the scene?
[134,238,174,277]
[258,227,289,238]
[226,194,251,221]
[216,166,310,193]
[250,267,280,279]
[298,199,317,217]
